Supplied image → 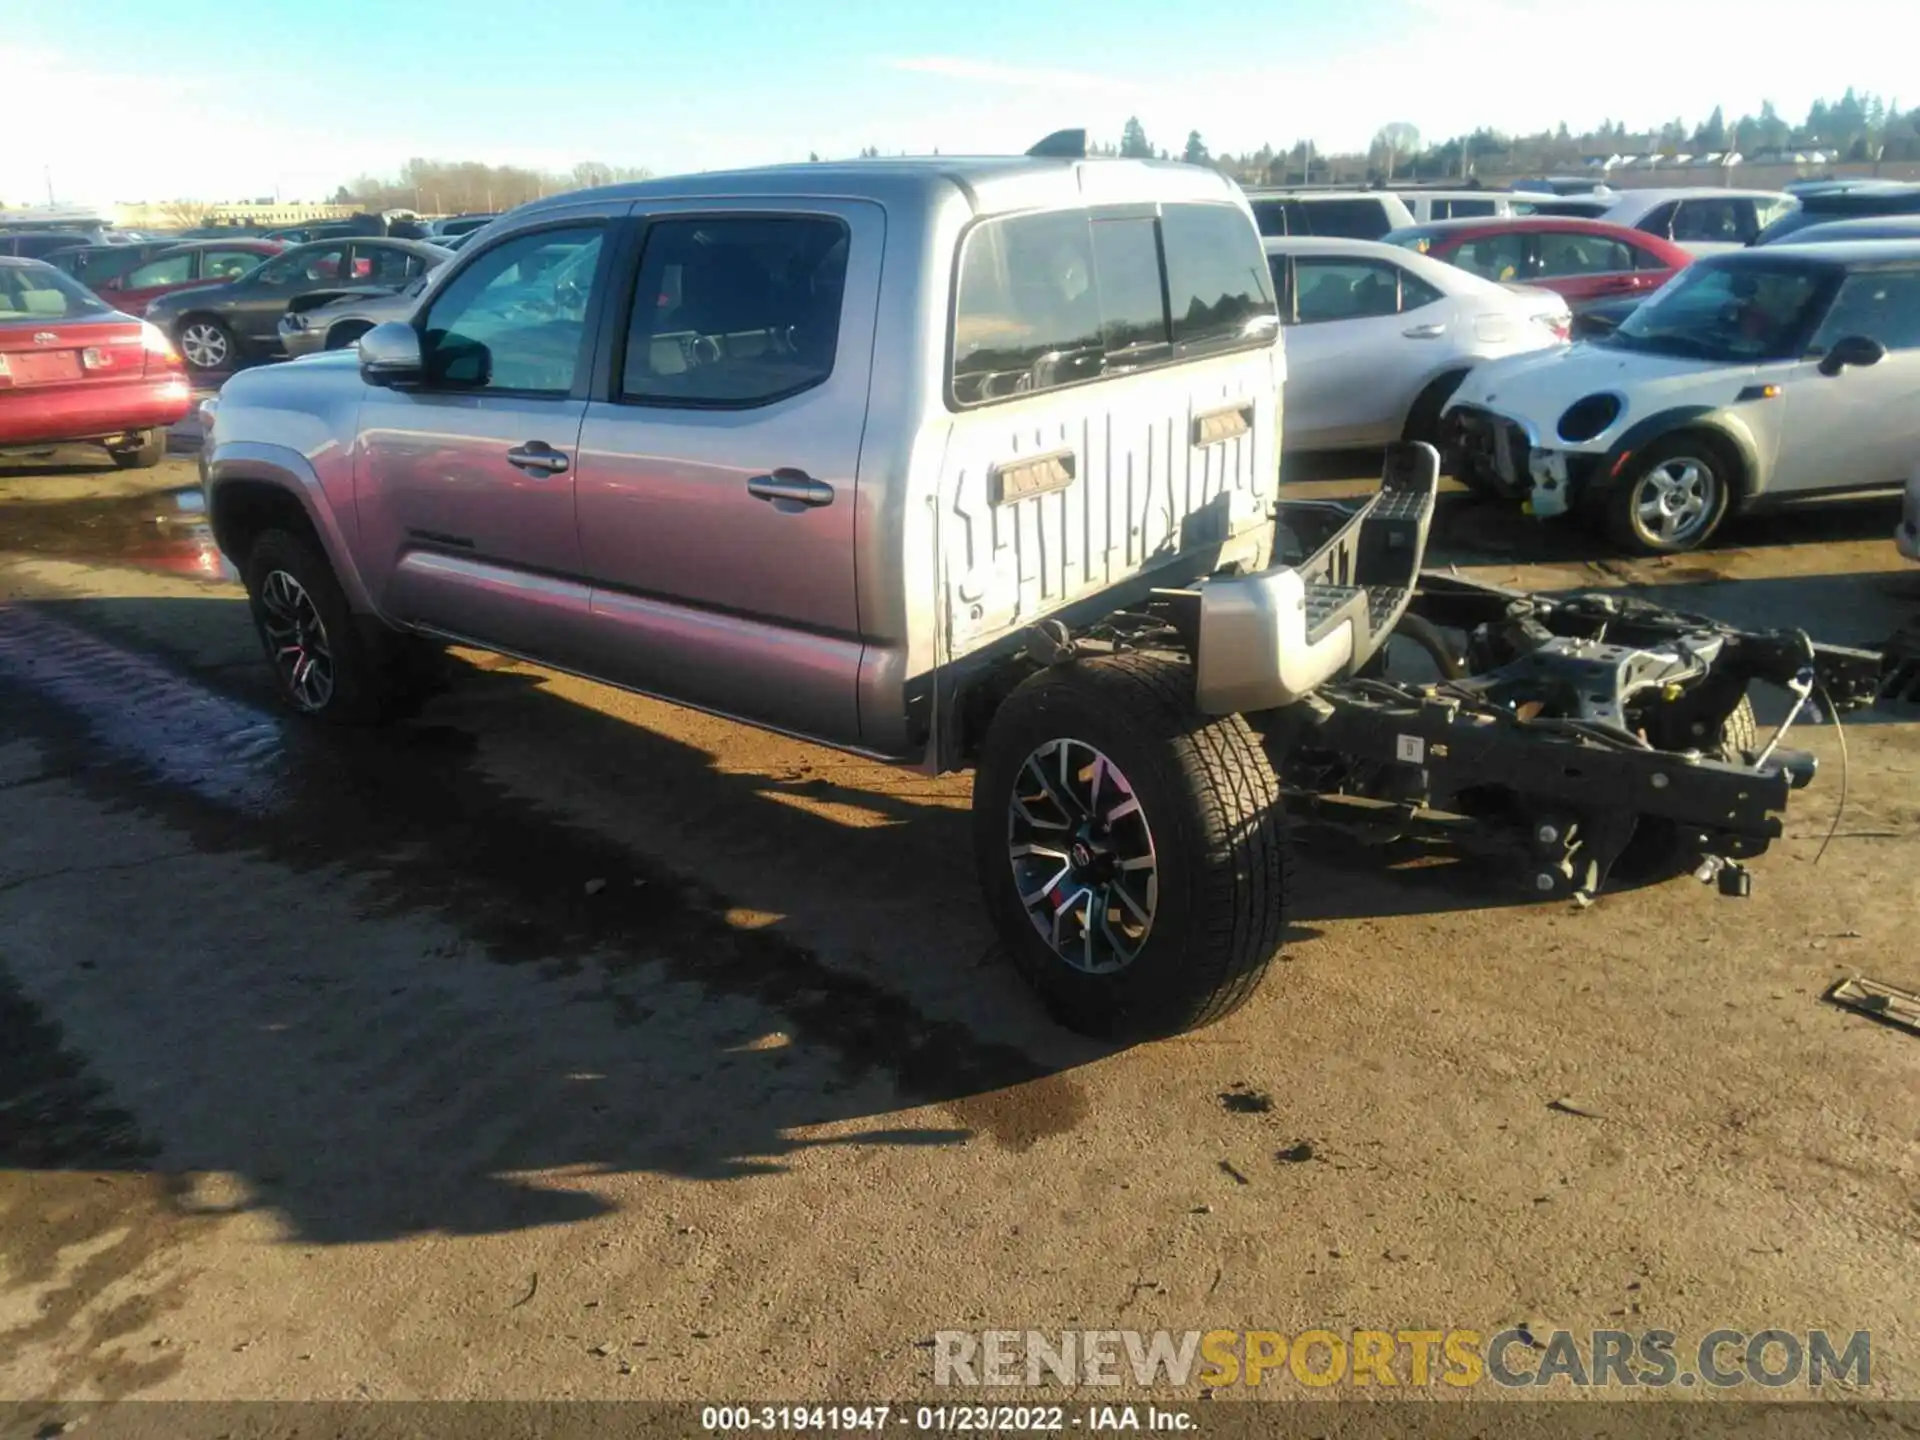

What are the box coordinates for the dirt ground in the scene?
[0,431,1916,1417]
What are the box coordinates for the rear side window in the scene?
[622,215,848,406]
[203,249,263,280]
[1447,199,1498,218]
[1298,199,1392,240]
[1452,233,1531,282]
[951,203,1276,407]
[1249,200,1288,237]
[1161,203,1276,355]
[1811,269,1920,352]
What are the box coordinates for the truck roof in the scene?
[517,155,1247,221]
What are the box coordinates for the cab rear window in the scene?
[951,202,1276,408]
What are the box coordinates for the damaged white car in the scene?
[1444,242,1920,554]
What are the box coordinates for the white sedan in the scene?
[1263,237,1571,451]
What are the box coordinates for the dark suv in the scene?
[1754,182,1920,244]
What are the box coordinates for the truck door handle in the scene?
[506,441,569,476]
[1403,323,1447,338]
[747,468,834,508]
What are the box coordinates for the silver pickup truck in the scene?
[200,136,1882,1039]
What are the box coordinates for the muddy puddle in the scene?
[0,487,236,582]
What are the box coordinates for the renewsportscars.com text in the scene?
[932,1328,1871,1390]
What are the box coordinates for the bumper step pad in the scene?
[1287,441,1440,676]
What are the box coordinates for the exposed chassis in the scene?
[1062,442,1884,903]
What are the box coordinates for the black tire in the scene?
[242,528,410,725]
[971,653,1287,1040]
[175,316,239,376]
[1402,370,1469,447]
[1611,696,1759,882]
[1603,432,1735,555]
[108,428,167,469]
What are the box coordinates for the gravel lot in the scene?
[1,433,1915,1417]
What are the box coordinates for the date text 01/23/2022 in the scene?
[701,1405,1197,1432]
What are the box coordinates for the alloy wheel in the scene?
[1006,738,1159,975]
[179,322,230,370]
[1632,456,1720,548]
[258,569,335,711]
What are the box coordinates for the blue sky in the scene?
[4,0,1910,207]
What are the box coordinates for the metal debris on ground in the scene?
[1823,977,1920,1036]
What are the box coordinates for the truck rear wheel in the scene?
[971,654,1288,1040]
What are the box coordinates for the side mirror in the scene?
[358,321,424,387]
[1818,334,1887,376]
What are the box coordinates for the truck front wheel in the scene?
[971,654,1288,1040]
[243,528,420,725]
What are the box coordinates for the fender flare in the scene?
[205,441,376,614]
[1597,407,1759,509]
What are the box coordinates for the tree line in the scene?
[1114,90,1918,188]
[337,157,652,215]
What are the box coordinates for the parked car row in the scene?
[139,237,450,373]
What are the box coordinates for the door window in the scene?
[354,245,418,284]
[1809,269,1920,352]
[1451,233,1531,282]
[419,224,604,394]
[1249,200,1288,237]
[1535,232,1635,276]
[124,252,195,288]
[621,216,848,406]
[201,250,263,280]
[1635,202,1678,240]
[1672,198,1754,245]
[1292,259,1403,323]
[1447,199,1498,218]
[256,244,349,285]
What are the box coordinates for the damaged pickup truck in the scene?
[196,135,1884,1040]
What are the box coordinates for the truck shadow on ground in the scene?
[0,586,1599,1247]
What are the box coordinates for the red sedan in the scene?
[0,258,192,468]
[1382,217,1693,310]
[94,238,283,317]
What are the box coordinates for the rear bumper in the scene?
[1194,443,1439,712]
[0,377,193,448]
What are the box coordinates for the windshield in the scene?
[0,263,113,322]
[1608,262,1827,362]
